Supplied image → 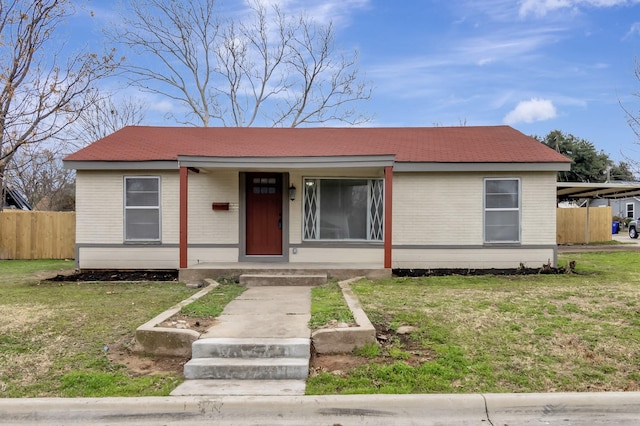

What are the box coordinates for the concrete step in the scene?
[192,338,310,359]
[170,379,306,396]
[239,273,327,287]
[184,357,309,380]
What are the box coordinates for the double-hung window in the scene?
[484,178,520,243]
[303,178,384,241]
[626,203,635,219]
[124,176,161,242]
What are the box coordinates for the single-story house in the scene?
[589,187,640,222]
[63,125,571,274]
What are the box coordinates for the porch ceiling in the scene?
[177,154,396,170]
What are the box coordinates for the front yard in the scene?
[0,260,198,397]
[2,252,640,397]
[308,252,640,394]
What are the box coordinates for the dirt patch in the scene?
[310,323,434,376]
[107,336,188,376]
[47,270,178,282]
[157,313,216,333]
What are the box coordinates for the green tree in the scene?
[609,161,637,181]
[537,130,612,182]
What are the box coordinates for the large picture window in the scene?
[303,178,383,241]
[124,176,160,241]
[484,178,520,243]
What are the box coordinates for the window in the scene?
[124,176,160,241]
[303,178,383,241]
[484,178,520,243]
[626,203,635,219]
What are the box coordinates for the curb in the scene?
[4,392,640,424]
[311,277,377,354]
[134,280,219,357]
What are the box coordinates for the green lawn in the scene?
[0,260,198,397]
[4,253,640,397]
[307,252,640,394]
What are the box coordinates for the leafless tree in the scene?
[0,0,120,211]
[68,95,147,148]
[6,145,75,211]
[109,0,371,127]
[620,58,640,177]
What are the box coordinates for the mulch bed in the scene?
[393,263,572,277]
[46,270,178,282]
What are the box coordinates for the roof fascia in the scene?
[177,155,396,169]
[63,161,178,170]
[394,162,571,172]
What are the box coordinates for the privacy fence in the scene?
[0,211,75,260]
[0,208,615,260]
[556,206,612,245]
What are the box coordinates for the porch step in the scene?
[184,337,311,382]
[192,338,310,359]
[183,357,309,380]
[239,273,327,287]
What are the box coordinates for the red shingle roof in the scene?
[64,125,570,164]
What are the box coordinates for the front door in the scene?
[246,173,283,255]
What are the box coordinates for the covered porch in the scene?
[179,261,391,282]
[177,155,395,274]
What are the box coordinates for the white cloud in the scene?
[503,98,557,124]
[624,22,640,39]
[519,0,639,17]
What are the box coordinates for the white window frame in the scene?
[626,202,635,219]
[124,176,161,242]
[483,178,521,244]
[302,177,384,242]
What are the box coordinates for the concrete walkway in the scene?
[200,286,311,339]
[171,286,311,396]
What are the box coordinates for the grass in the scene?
[0,259,199,397]
[309,281,355,329]
[181,282,245,317]
[306,252,640,395]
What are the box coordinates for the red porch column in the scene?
[179,166,188,268]
[384,166,393,269]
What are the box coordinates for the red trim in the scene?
[384,166,393,269]
[179,167,188,268]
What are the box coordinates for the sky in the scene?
[70,0,640,163]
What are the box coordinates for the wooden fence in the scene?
[557,207,612,244]
[0,211,75,260]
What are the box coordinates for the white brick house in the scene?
[63,126,570,274]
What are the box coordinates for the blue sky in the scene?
[75,0,640,162]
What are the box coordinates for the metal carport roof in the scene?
[557,182,640,200]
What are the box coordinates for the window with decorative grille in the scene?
[303,178,383,241]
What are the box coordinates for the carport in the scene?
[557,182,640,243]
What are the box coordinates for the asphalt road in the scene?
[2,393,640,425]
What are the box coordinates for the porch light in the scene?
[288,184,297,201]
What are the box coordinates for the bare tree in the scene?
[620,58,640,177]
[109,0,371,127]
[6,145,75,211]
[0,0,120,211]
[68,95,147,148]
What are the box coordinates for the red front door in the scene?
[246,173,283,255]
